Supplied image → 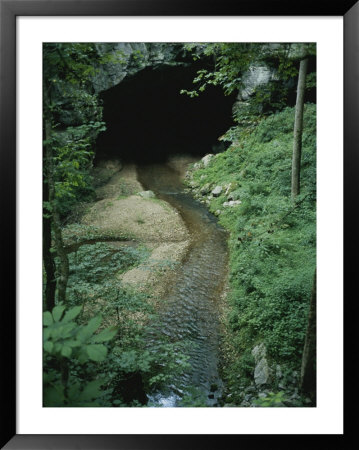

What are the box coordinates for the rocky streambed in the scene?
[76,156,229,406]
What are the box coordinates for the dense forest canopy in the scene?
[43,42,316,407]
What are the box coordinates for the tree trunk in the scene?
[291,58,308,200]
[43,172,56,311]
[300,268,316,402]
[44,119,69,305]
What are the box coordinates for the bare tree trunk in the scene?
[43,171,56,311]
[44,119,69,305]
[300,268,316,402]
[291,58,308,200]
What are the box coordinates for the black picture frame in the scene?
[1,0,356,448]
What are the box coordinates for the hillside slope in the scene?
[185,104,316,406]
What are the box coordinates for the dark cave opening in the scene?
[95,64,237,164]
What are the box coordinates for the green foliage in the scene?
[43,43,110,218]
[105,339,191,404]
[186,104,316,399]
[178,386,208,407]
[183,43,263,95]
[47,241,191,406]
[253,391,287,407]
[66,242,149,307]
[182,43,316,136]
[43,305,117,406]
[44,372,110,407]
[43,305,117,363]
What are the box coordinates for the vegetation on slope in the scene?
[44,240,190,407]
[185,104,316,405]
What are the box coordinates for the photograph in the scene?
[1,1,353,444]
[42,42,317,409]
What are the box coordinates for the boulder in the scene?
[252,342,267,360]
[224,183,233,196]
[200,183,211,195]
[138,190,156,199]
[253,358,271,386]
[252,343,271,386]
[244,385,256,394]
[222,200,241,207]
[227,190,241,202]
[211,186,223,197]
[201,154,214,167]
[240,400,251,407]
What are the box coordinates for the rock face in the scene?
[252,343,271,386]
[57,43,187,126]
[58,43,293,136]
[239,65,276,101]
[92,43,186,93]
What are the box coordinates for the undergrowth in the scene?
[186,104,316,403]
[44,242,190,406]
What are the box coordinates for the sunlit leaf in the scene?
[85,344,107,362]
[52,305,65,322]
[91,327,118,343]
[62,306,82,323]
[43,311,53,326]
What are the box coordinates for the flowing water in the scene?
[137,160,228,407]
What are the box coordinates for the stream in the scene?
[137,161,228,407]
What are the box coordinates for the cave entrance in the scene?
[95,64,236,164]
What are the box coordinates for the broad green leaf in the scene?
[91,326,118,343]
[44,341,53,353]
[78,379,103,401]
[66,339,81,348]
[77,347,90,364]
[48,323,63,340]
[52,305,65,322]
[85,344,107,362]
[43,311,53,326]
[77,315,102,342]
[60,322,77,338]
[67,382,81,401]
[62,306,82,323]
[53,342,63,353]
[43,385,65,407]
[43,328,51,340]
[61,346,72,358]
